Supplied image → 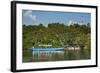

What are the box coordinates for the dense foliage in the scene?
[23,23,90,48]
[23,23,91,61]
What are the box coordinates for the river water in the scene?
[23,48,90,62]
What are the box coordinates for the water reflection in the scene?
[31,48,64,62]
[23,47,90,62]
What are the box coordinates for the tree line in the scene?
[23,23,90,50]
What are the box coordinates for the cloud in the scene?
[24,10,36,21]
[68,20,84,25]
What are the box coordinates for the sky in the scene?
[22,10,91,26]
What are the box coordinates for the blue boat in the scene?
[32,48,64,53]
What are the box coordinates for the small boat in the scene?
[32,48,64,53]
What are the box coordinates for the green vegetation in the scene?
[23,23,91,62]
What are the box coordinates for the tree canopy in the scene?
[23,23,90,49]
